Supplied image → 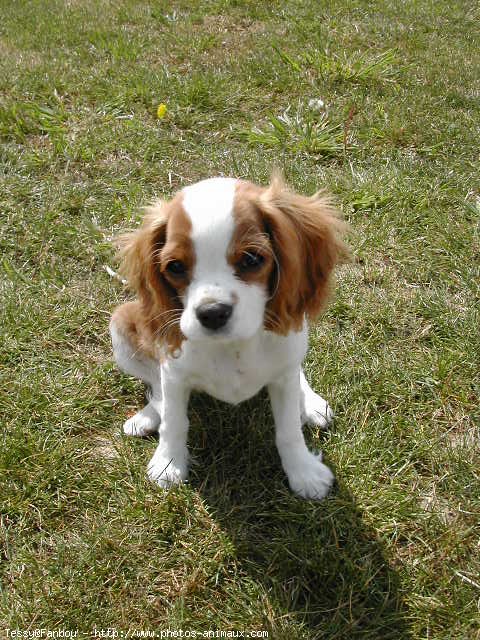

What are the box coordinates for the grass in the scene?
[274,46,400,83]
[0,0,479,637]
[245,107,349,156]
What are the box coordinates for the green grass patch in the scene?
[1,0,479,637]
[245,106,350,156]
[274,45,400,83]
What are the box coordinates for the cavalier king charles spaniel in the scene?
[110,175,347,500]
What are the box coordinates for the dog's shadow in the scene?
[186,390,410,638]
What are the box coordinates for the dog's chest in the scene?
[189,347,269,403]
[180,333,305,404]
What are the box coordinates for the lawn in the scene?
[0,0,479,638]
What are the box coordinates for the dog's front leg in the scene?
[268,368,334,500]
[147,366,190,488]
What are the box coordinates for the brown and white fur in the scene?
[110,175,347,500]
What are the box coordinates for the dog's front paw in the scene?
[147,446,188,488]
[301,392,334,430]
[123,403,160,437]
[285,451,334,500]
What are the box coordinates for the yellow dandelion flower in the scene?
[156,103,167,119]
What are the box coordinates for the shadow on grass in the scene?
[187,391,411,639]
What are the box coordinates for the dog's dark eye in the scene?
[238,252,265,271]
[166,260,187,276]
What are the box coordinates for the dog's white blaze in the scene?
[182,177,236,278]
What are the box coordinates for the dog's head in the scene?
[117,175,348,353]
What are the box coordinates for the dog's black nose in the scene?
[196,302,233,331]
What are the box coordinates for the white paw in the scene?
[285,451,334,500]
[301,392,334,430]
[123,404,160,437]
[147,446,188,488]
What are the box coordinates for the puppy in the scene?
[110,175,347,500]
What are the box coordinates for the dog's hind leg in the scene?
[300,369,334,430]
[110,302,161,437]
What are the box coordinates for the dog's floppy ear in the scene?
[258,174,349,333]
[116,201,183,352]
